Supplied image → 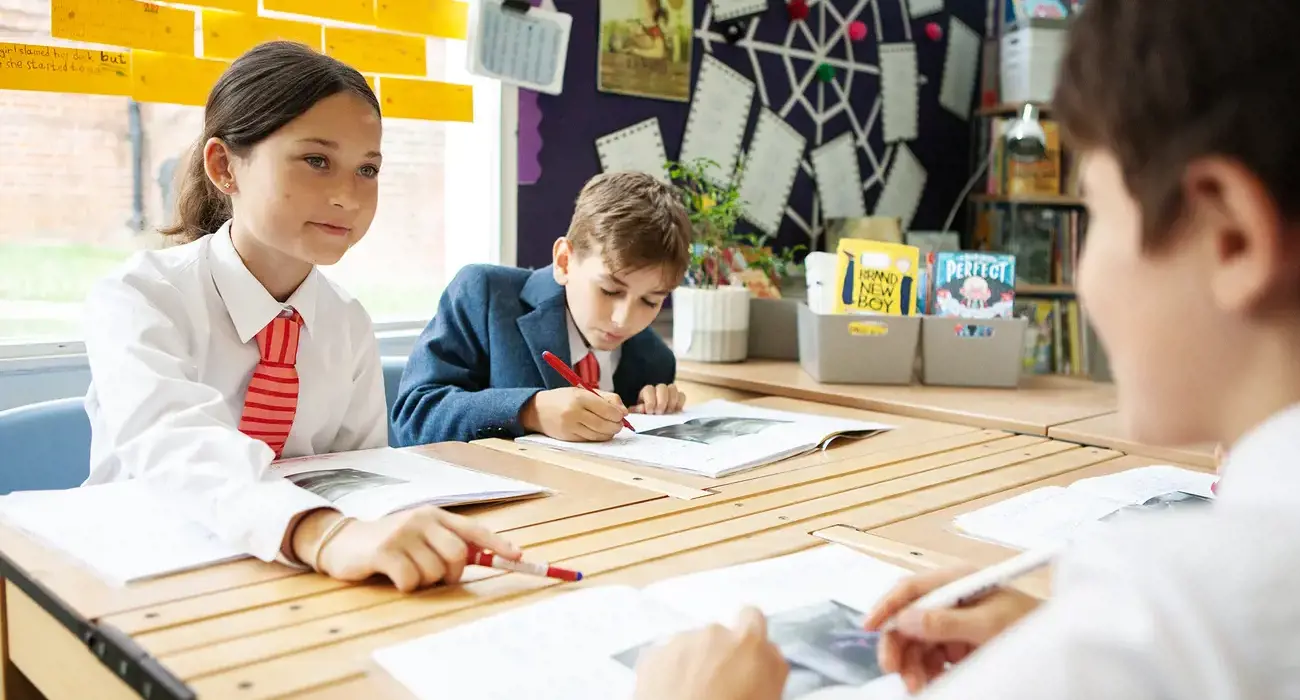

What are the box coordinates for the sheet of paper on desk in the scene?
[811,132,866,219]
[270,447,550,521]
[679,54,755,179]
[596,118,671,183]
[372,545,911,700]
[466,0,572,94]
[515,400,894,478]
[0,481,247,585]
[739,108,807,235]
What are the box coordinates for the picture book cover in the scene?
[832,238,920,316]
[929,251,1017,319]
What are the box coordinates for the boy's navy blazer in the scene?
[390,264,677,445]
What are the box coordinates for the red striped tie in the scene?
[575,352,599,387]
[238,309,303,458]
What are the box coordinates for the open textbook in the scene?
[515,400,895,478]
[954,465,1218,551]
[373,545,913,700]
[0,448,548,585]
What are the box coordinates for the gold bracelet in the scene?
[312,515,354,574]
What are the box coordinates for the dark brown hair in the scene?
[1053,0,1300,249]
[161,41,380,242]
[566,171,692,287]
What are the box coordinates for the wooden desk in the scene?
[676,360,1118,435]
[868,454,1213,598]
[1049,412,1218,468]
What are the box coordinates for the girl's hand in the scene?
[293,507,521,592]
[630,383,687,415]
[863,566,1041,694]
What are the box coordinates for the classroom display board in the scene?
[0,0,475,121]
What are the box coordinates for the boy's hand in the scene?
[633,607,787,700]
[520,387,628,442]
[630,383,687,415]
[294,507,521,593]
[863,566,1040,694]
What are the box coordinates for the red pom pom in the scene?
[848,20,868,41]
[787,0,809,21]
[925,21,943,41]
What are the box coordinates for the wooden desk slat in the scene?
[676,360,1117,435]
[1048,412,1217,468]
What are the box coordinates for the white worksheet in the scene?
[467,0,572,94]
[907,0,944,18]
[811,132,866,218]
[596,118,671,183]
[679,54,755,180]
[938,17,981,120]
[878,43,919,143]
[874,145,926,229]
[373,545,913,700]
[738,109,806,234]
[712,0,769,21]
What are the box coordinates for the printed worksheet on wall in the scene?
[373,545,913,700]
[738,109,807,235]
[811,132,866,218]
[878,43,919,143]
[596,118,671,183]
[466,0,572,94]
[679,55,755,180]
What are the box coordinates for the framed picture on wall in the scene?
[597,0,694,102]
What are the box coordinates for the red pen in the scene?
[541,350,636,432]
[466,546,583,582]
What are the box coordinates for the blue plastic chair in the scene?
[0,397,91,494]
[381,356,407,447]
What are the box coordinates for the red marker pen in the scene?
[467,546,583,582]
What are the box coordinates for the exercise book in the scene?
[373,544,912,700]
[0,448,548,585]
[515,400,894,478]
[953,465,1217,551]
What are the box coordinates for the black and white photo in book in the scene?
[514,400,895,478]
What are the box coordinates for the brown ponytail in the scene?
[156,40,379,243]
[158,142,232,243]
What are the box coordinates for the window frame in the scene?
[0,46,517,364]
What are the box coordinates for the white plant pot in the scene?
[672,285,751,363]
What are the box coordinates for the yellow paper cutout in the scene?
[847,321,890,337]
[325,27,426,76]
[375,0,468,39]
[132,51,230,107]
[263,0,375,25]
[51,0,195,56]
[0,42,130,96]
[378,77,473,122]
[832,238,921,316]
[181,0,257,11]
[203,10,322,60]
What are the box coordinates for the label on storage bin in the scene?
[954,323,996,338]
[848,321,889,336]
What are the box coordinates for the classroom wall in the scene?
[514,0,988,268]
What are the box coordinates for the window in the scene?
[0,1,513,354]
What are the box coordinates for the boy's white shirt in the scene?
[919,402,1300,700]
[82,220,388,563]
[565,310,620,393]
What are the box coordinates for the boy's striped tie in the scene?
[575,352,600,387]
[238,309,303,458]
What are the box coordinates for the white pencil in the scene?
[880,544,1062,632]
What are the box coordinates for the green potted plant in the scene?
[667,157,752,363]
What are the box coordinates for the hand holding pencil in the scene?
[518,352,633,442]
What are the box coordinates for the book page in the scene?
[0,481,247,585]
[637,545,912,698]
[372,586,695,700]
[1069,465,1218,504]
[516,401,893,478]
[271,448,549,521]
[953,487,1126,551]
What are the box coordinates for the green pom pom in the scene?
[816,63,835,82]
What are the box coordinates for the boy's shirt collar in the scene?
[1217,402,1300,507]
[208,220,320,343]
[565,310,620,388]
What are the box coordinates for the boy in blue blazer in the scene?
[392,172,693,445]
